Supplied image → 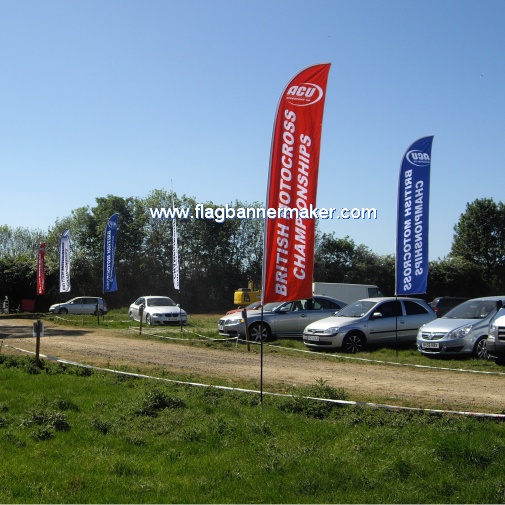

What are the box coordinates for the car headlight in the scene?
[226,319,244,326]
[323,327,340,335]
[152,312,162,316]
[489,324,497,339]
[447,324,472,340]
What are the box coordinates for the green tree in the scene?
[427,256,487,300]
[451,198,505,292]
[314,233,395,294]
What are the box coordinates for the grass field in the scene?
[2,311,505,503]
[1,353,505,504]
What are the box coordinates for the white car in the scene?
[303,297,436,352]
[417,296,505,359]
[129,296,187,326]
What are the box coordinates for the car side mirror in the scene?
[278,306,290,313]
[371,312,383,319]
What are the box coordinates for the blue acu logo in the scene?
[406,150,431,167]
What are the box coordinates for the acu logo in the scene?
[287,85,317,98]
[286,83,323,106]
[406,150,431,167]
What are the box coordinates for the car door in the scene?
[68,298,85,314]
[82,298,97,314]
[306,297,344,325]
[401,300,433,342]
[131,298,145,321]
[366,300,403,344]
[271,300,309,337]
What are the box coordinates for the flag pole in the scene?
[260,305,264,405]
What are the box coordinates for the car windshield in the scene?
[334,300,377,318]
[147,297,176,307]
[444,299,499,319]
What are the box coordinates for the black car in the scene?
[429,297,468,317]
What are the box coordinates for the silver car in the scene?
[129,296,187,326]
[218,296,347,341]
[49,296,108,315]
[417,296,505,359]
[303,297,436,352]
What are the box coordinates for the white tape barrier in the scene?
[5,318,505,377]
[4,344,505,420]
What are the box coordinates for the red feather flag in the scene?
[262,64,331,304]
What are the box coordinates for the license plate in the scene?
[306,334,320,342]
[422,342,439,349]
[218,324,224,332]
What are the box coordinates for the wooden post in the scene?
[139,305,144,335]
[242,309,250,352]
[33,320,42,367]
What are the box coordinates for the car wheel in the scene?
[249,322,271,341]
[342,332,365,353]
[473,336,489,360]
[94,309,104,316]
[146,314,152,326]
[58,308,68,315]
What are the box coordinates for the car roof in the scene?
[460,295,505,302]
[69,296,103,299]
[355,297,426,303]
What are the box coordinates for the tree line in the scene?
[1,193,504,313]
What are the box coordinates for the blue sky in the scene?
[1,0,504,260]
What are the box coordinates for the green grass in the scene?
[1,355,505,503]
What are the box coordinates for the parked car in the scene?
[218,296,347,341]
[482,303,505,364]
[129,296,187,326]
[49,296,108,315]
[225,301,262,315]
[303,297,436,352]
[417,296,505,359]
[429,296,468,317]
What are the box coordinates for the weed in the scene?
[279,379,349,419]
[31,426,54,441]
[133,387,186,417]
[91,418,111,434]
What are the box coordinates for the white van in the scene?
[312,282,383,304]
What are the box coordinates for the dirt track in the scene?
[1,317,505,414]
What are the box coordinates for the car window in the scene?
[148,297,175,307]
[281,301,302,312]
[313,298,340,310]
[338,300,377,317]
[134,298,145,306]
[72,298,83,304]
[373,301,402,318]
[445,300,500,319]
[263,302,282,311]
[301,298,316,310]
[403,300,429,315]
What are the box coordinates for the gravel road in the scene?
[2,317,505,414]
